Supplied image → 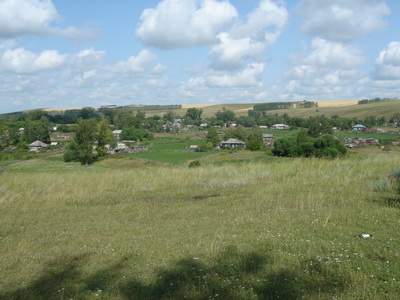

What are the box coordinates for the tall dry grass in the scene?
[1,152,399,298]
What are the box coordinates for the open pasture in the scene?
[1,149,400,299]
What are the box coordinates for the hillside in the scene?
[1,150,400,299]
[16,99,397,120]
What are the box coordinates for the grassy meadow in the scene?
[1,148,400,299]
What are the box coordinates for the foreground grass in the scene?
[1,151,400,299]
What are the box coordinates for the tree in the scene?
[307,117,333,138]
[79,107,96,119]
[225,125,248,141]
[185,107,203,121]
[23,120,50,144]
[163,111,176,123]
[114,111,136,129]
[120,128,153,141]
[97,120,115,156]
[206,127,220,146]
[215,108,235,124]
[74,118,98,165]
[246,126,263,151]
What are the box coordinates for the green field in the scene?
[1,147,400,299]
[139,100,400,119]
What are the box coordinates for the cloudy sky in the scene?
[1,0,400,113]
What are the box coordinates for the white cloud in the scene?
[209,33,266,70]
[111,50,158,74]
[0,0,95,40]
[136,0,238,49]
[209,0,288,71]
[0,47,65,73]
[206,63,264,87]
[232,0,288,43]
[301,38,365,69]
[296,0,390,42]
[373,42,400,80]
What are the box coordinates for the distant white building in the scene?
[112,130,122,139]
[271,124,290,130]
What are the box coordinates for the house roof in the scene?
[353,124,366,128]
[262,134,274,138]
[221,138,246,144]
[29,140,48,147]
[113,130,122,134]
[272,124,289,127]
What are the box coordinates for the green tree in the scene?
[163,111,176,123]
[114,111,136,129]
[97,120,115,156]
[185,107,203,121]
[247,126,263,151]
[307,117,333,138]
[79,107,96,119]
[74,118,98,165]
[120,128,153,141]
[215,108,235,124]
[206,127,220,146]
[225,125,248,141]
[23,120,50,144]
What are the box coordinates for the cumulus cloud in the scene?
[300,38,365,69]
[373,42,400,80]
[0,0,95,40]
[205,63,264,87]
[209,33,266,70]
[111,50,158,74]
[0,47,65,73]
[232,0,288,42]
[296,0,390,42]
[136,0,238,49]
[209,0,288,71]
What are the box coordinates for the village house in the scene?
[112,130,122,140]
[29,140,48,152]
[271,124,290,130]
[262,134,275,148]
[220,138,246,149]
[353,124,367,131]
[189,145,199,151]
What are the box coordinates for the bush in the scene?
[189,160,201,168]
[273,133,347,158]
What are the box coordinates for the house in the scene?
[353,124,367,131]
[262,134,275,142]
[112,130,122,139]
[259,126,268,129]
[271,124,290,130]
[18,128,24,135]
[229,121,237,127]
[220,138,246,149]
[262,134,275,148]
[29,140,48,152]
[189,145,199,151]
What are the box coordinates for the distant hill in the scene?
[3,99,399,119]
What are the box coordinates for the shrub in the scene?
[189,160,201,168]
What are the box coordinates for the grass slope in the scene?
[1,150,400,299]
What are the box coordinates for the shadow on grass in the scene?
[373,195,400,209]
[1,246,350,299]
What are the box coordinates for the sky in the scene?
[1,0,400,114]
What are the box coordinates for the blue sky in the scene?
[1,0,400,113]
